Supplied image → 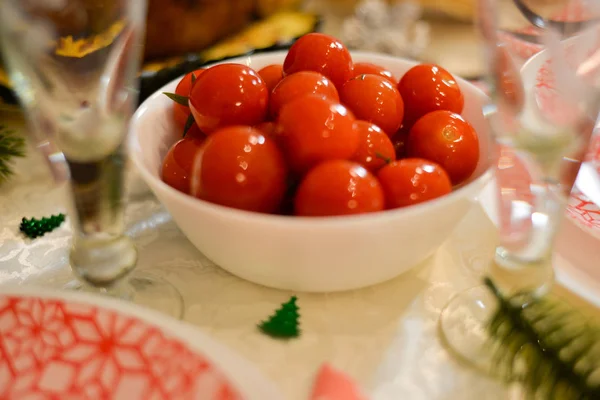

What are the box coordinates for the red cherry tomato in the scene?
[352,62,397,85]
[340,74,404,137]
[258,64,284,93]
[270,71,339,118]
[191,126,287,213]
[173,69,205,129]
[377,158,452,209]
[283,33,354,90]
[351,121,395,172]
[294,160,384,216]
[398,64,464,127]
[278,95,358,174]
[161,136,205,194]
[407,110,479,185]
[189,64,268,134]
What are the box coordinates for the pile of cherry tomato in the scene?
[161,33,480,217]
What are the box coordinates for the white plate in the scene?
[0,287,282,399]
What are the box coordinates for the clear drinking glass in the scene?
[0,0,184,317]
[438,0,600,373]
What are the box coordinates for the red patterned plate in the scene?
[566,185,600,238]
[570,133,600,239]
[0,288,282,400]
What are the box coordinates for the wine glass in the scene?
[438,0,600,373]
[0,0,184,317]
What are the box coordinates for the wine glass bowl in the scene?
[129,51,495,293]
[0,0,184,317]
[439,0,600,376]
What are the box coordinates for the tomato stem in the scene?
[163,92,189,107]
[349,74,367,82]
[182,114,194,138]
[375,152,392,164]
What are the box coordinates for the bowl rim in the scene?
[129,50,494,228]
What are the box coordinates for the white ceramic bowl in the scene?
[129,51,493,292]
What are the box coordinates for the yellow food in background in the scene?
[0,10,318,92]
[0,69,9,88]
[55,20,125,58]
[202,12,318,62]
[143,11,317,72]
[257,0,304,17]
[418,0,476,21]
[144,0,305,60]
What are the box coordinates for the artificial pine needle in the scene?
[485,277,600,399]
[0,125,25,183]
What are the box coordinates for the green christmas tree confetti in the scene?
[20,213,66,239]
[258,296,300,339]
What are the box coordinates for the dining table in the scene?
[4,2,600,394]
[2,103,600,400]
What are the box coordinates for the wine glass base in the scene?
[63,271,184,319]
[438,285,499,376]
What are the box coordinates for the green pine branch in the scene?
[485,277,600,399]
[0,125,26,183]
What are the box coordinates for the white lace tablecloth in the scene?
[1,108,520,399]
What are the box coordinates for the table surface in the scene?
[3,1,600,395]
[2,108,599,399]
[0,111,596,400]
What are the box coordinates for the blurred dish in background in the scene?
[0,8,319,106]
[304,0,478,21]
[304,0,486,79]
[306,0,591,80]
[144,0,305,60]
[338,0,430,60]
[138,11,319,102]
[1,0,583,106]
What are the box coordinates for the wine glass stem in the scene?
[66,144,138,289]
[492,171,566,296]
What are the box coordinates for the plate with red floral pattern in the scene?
[567,187,600,238]
[568,134,600,239]
[0,288,282,400]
